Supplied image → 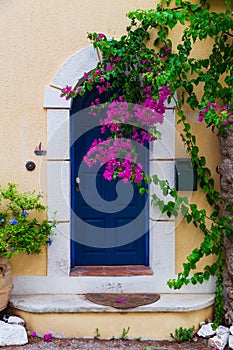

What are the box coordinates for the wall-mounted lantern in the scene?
[175,158,197,191]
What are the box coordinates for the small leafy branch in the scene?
[171,326,195,342]
[121,326,130,340]
[94,328,101,340]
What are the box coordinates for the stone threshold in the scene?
[70,265,153,276]
[9,294,215,313]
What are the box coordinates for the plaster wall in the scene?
[0,0,158,275]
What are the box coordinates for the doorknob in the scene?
[75,177,80,192]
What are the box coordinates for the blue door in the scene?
[70,88,149,266]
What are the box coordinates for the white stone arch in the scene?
[44,45,99,278]
[40,45,215,294]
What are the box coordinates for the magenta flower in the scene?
[44,333,52,342]
[198,115,204,122]
[31,332,37,337]
[116,297,126,303]
[114,56,121,62]
[60,85,74,99]
[160,53,167,60]
[105,64,115,71]
[95,69,102,76]
[163,45,171,52]
[143,86,152,93]
[142,59,150,64]
[96,85,105,94]
[98,33,105,39]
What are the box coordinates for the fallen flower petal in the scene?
[44,333,52,342]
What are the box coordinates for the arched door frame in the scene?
[43,45,181,294]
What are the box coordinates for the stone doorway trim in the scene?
[11,45,215,295]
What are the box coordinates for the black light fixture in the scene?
[25,161,36,171]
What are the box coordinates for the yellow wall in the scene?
[0,0,225,276]
[175,118,221,273]
[13,307,213,340]
[0,0,158,275]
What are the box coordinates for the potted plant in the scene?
[0,183,55,315]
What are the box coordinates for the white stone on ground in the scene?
[230,325,233,335]
[208,334,229,350]
[7,315,25,326]
[208,326,230,350]
[216,326,230,336]
[229,334,233,349]
[197,323,216,337]
[0,320,28,346]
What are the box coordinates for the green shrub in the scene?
[0,183,55,258]
[171,326,195,342]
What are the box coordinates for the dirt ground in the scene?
[3,336,230,350]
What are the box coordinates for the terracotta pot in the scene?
[0,257,13,312]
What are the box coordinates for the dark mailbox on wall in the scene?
[175,158,197,191]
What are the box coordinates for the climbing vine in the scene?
[62,0,233,326]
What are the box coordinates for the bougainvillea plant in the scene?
[62,0,233,327]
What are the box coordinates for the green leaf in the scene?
[139,188,146,195]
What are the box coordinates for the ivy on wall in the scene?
[62,0,233,327]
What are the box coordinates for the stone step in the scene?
[9,293,215,340]
[10,293,214,313]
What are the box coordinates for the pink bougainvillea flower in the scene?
[98,33,105,39]
[143,86,152,93]
[142,59,150,64]
[77,87,82,95]
[163,45,171,52]
[198,115,204,122]
[44,333,52,342]
[160,53,167,60]
[114,56,121,62]
[95,68,102,76]
[96,85,105,94]
[105,64,115,71]
[60,85,75,99]
[31,332,37,337]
